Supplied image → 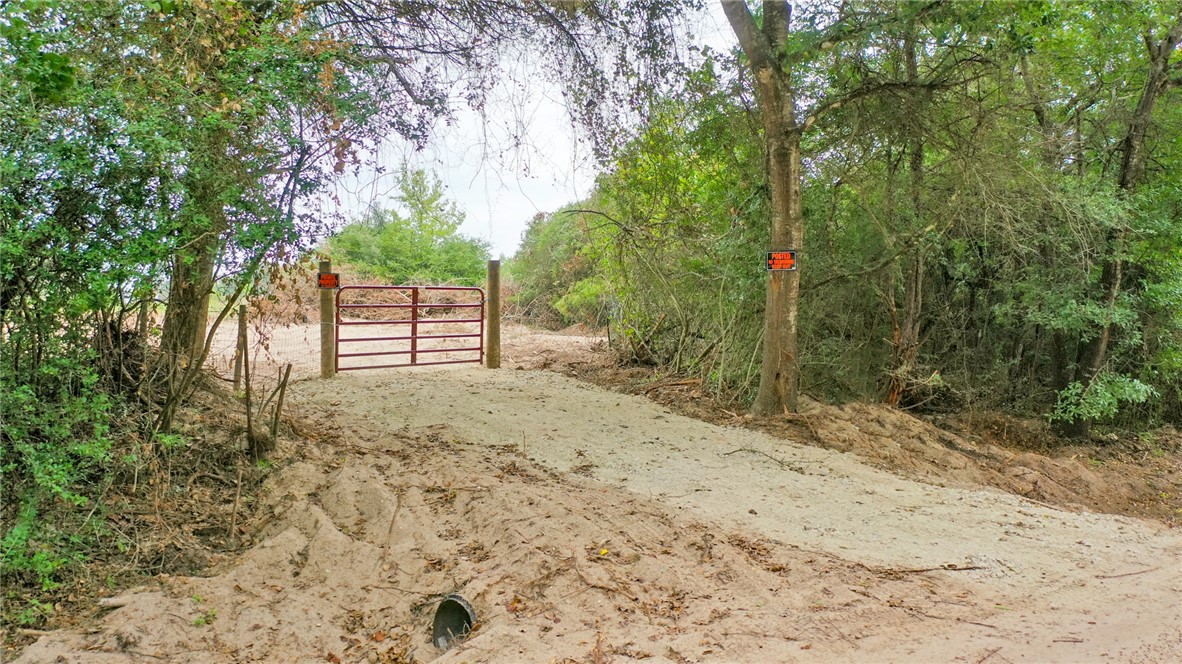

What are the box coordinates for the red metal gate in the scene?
[335,285,485,371]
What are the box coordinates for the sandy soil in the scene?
[12,325,1182,663]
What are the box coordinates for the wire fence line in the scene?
[204,305,323,390]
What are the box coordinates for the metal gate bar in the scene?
[335,285,485,371]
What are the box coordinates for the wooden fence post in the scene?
[486,259,501,369]
[233,304,246,391]
[320,259,336,379]
[410,287,419,366]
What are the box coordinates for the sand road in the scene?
[13,326,1181,663]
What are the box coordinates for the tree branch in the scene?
[721,0,773,72]
[802,223,936,294]
[559,208,634,234]
[784,0,944,67]
[762,0,790,49]
[801,78,967,132]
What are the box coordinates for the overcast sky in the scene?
[332,73,596,259]
[329,6,735,259]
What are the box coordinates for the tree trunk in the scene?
[723,0,803,415]
[885,26,925,407]
[1020,52,1073,398]
[752,130,804,415]
[160,243,216,364]
[154,129,230,431]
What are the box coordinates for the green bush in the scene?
[1051,373,1157,425]
[508,209,599,328]
[554,276,610,327]
[1,360,114,597]
[2,367,113,506]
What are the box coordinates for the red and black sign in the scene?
[318,272,340,289]
[766,251,797,271]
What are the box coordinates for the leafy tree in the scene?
[511,0,1182,432]
[328,168,491,286]
[1011,1,1182,436]
[511,57,769,392]
[719,0,971,414]
[0,0,698,624]
[510,209,600,328]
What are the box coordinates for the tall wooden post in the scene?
[486,259,501,369]
[233,304,246,391]
[410,287,419,366]
[319,259,336,379]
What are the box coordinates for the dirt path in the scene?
[292,363,1180,661]
[13,327,1181,663]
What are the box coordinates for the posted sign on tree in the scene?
[766,251,797,271]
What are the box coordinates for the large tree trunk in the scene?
[752,128,804,414]
[153,229,220,434]
[159,241,217,363]
[885,26,926,407]
[723,0,804,415]
[154,129,230,431]
[154,221,222,433]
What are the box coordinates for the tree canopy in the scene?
[0,0,695,622]
[510,0,1182,428]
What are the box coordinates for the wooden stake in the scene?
[486,259,501,369]
[230,465,243,546]
[270,363,292,443]
[320,259,336,379]
[243,341,258,458]
[233,304,246,391]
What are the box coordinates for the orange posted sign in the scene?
[766,251,797,271]
[318,272,340,289]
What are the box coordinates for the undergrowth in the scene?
[1,369,273,644]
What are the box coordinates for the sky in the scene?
[329,6,735,260]
[332,73,597,259]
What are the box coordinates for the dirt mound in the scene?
[14,418,989,663]
[744,401,1182,524]
[285,363,1180,662]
